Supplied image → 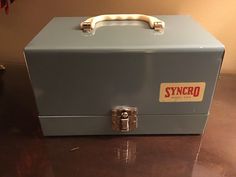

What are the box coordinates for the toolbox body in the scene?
[24,15,224,136]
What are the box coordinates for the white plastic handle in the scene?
[80,14,165,32]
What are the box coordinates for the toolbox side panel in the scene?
[25,50,223,116]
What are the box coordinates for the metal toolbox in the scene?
[24,15,225,136]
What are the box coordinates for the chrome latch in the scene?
[112,106,138,132]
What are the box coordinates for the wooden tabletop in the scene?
[0,62,235,177]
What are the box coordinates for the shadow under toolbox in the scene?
[24,15,225,136]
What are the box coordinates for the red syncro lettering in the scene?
[183,87,188,95]
[188,87,194,95]
[170,87,177,95]
[177,87,182,95]
[165,87,171,97]
[164,86,201,97]
[193,87,200,97]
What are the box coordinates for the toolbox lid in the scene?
[25,15,224,52]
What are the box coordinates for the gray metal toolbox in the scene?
[24,15,225,136]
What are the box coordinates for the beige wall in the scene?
[0,0,235,73]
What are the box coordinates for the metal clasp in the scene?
[112,106,138,132]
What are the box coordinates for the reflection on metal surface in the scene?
[114,140,136,164]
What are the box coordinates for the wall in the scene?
[0,0,235,73]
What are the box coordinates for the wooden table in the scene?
[0,62,235,177]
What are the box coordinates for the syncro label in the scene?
[159,82,206,102]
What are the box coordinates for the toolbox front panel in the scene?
[25,50,223,116]
[39,114,207,136]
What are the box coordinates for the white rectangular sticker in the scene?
[159,82,206,102]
